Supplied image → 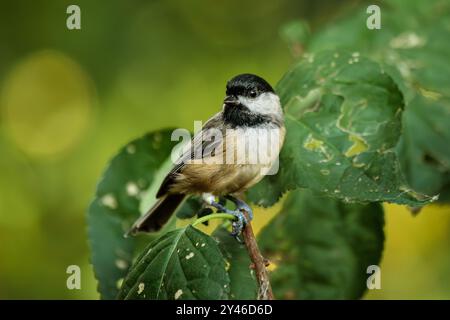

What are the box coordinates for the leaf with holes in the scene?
[87,129,194,299]
[117,226,230,300]
[258,189,384,299]
[248,50,434,207]
[286,1,450,202]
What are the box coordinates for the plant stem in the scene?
[192,213,236,226]
[241,210,274,300]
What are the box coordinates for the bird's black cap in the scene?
[226,73,274,97]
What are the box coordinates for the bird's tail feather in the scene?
[127,193,185,236]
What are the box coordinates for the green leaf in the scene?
[247,173,290,207]
[117,226,230,300]
[87,129,180,299]
[295,1,450,202]
[398,96,450,201]
[212,227,258,299]
[258,189,384,299]
[389,18,450,201]
[279,20,310,58]
[280,20,310,46]
[249,50,433,207]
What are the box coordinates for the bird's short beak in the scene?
[223,95,240,107]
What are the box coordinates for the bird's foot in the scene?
[227,197,254,241]
[225,195,253,221]
[202,194,248,240]
[212,203,248,238]
[229,210,248,240]
[236,201,253,221]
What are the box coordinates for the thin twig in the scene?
[192,213,236,226]
[241,211,274,300]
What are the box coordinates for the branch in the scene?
[241,211,274,300]
[191,210,274,299]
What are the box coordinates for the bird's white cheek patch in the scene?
[239,93,281,115]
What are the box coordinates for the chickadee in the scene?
[128,74,285,237]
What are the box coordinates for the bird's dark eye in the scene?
[249,90,257,98]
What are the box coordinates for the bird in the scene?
[128,73,285,237]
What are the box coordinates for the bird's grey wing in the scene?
[156,112,225,197]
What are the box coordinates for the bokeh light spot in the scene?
[1,50,94,159]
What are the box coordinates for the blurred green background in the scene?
[0,0,449,299]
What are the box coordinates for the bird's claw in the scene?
[205,196,253,240]
[235,202,253,221]
[225,195,254,221]
[230,209,248,239]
